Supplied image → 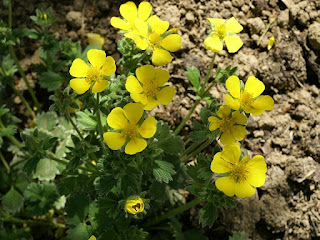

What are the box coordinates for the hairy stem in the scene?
[0,152,10,173]
[181,141,201,158]
[182,139,210,163]
[96,93,107,155]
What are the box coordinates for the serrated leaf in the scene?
[153,160,176,183]
[2,187,24,213]
[76,111,97,130]
[67,223,92,240]
[0,125,17,136]
[39,71,63,91]
[23,157,40,176]
[189,130,209,142]
[199,202,217,228]
[96,175,116,196]
[34,158,60,181]
[65,192,90,225]
[35,112,57,131]
[185,66,201,89]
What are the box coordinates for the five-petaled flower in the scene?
[224,75,274,115]
[103,103,156,155]
[125,197,144,215]
[208,105,246,145]
[126,65,175,110]
[211,144,267,198]
[69,49,116,94]
[111,1,152,34]
[126,15,181,66]
[204,17,243,53]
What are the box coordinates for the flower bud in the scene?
[125,197,144,215]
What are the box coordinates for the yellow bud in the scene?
[88,235,96,240]
[33,106,38,111]
[29,120,36,128]
[267,36,275,50]
[87,33,105,48]
[91,160,96,166]
[170,28,179,34]
[125,197,144,215]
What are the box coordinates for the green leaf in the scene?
[54,195,66,210]
[0,125,17,136]
[39,71,63,91]
[189,130,209,142]
[67,223,92,240]
[199,202,217,228]
[185,66,201,89]
[183,229,208,240]
[229,231,249,240]
[65,192,90,225]
[153,160,176,183]
[23,157,40,176]
[34,158,60,181]
[76,111,97,131]
[35,112,57,131]
[2,187,24,213]
[96,175,117,196]
[155,122,184,154]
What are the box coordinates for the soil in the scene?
[1,0,320,239]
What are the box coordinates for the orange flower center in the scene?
[123,123,138,139]
[86,66,101,83]
[239,91,254,106]
[215,24,227,39]
[148,32,162,49]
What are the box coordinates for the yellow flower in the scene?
[125,65,175,110]
[88,236,96,240]
[125,197,144,215]
[267,36,275,50]
[125,15,181,66]
[211,144,267,198]
[208,105,246,145]
[87,33,104,47]
[224,76,274,115]
[103,103,156,155]
[204,17,243,53]
[69,49,116,94]
[110,1,152,33]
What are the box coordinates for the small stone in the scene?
[66,11,82,29]
[308,22,320,50]
[247,17,265,35]
[277,9,289,27]
[185,12,195,23]
[232,0,244,7]
[297,10,309,27]
[66,31,78,41]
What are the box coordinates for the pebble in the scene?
[247,17,265,35]
[66,11,82,29]
[185,12,195,23]
[277,9,289,27]
[308,22,320,50]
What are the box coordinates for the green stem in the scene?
[184,138,191,146]
[257,18,276,46]
[0,152,10,173]
[8,0,41,111]
[201,52,217,96]
[96,93,107,156]
[145,198,202,227]
[0,210,66,229]
[173,99,201,136]
[0,119,22,148]
[182,139,210,163]
[181,141,201,158]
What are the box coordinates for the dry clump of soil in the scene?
[1,0,320,239]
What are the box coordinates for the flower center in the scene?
[123,123,138,139]
[86,66,101,83]
[132,203,141,211]
[220,118,234,134]
[148,32,162,49]
[215,24,227,39]
[143,84,157,98]
[239,91,254,106]
[231,163,247,183]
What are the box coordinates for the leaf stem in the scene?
[96,93,107,156]
[181,141,201,158]
[0,152,10,173]
[145,197,202,227]
[182,139,210,163]
[201,52,217,95]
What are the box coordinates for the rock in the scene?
[73,0,84,11]
[297,10,309,27]
[66,31,78,41]
[66,11,82,29]
[185,12,195,24]
[232,0,244,7]
[247,17,265,35]
[308,22,320,50]
[277,9,289,27]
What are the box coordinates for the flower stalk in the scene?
[96,93,107,155]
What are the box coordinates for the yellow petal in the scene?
[87,33,104,47]
[125,32,148,50]
[215,177,236,197]
[126,75,143,93]
[103,132,126,150]
[160,34,181,52]
[234,180,255,198]
[225,17,243,33]
[123,103,144,124]
[221,144,241,165]
[207,18,225,27]
[226,75,240,98]
[220,132,235,145]
[231,111,246,125]
[134,18,148,37]
[69,59,88,78]
[101,56,116,76]
[148,15,169,34]
[131,92,148,105]
[224,94,240,110]
[225,35,243,53]
[267,36,275,50]
[125,137,147,155]
[144,98,159,110]
[216,105,231,119]
[208,116,221,131]
[251,95,274,112]
[120,1,137,22]
[107,107,127,129]
[92,80,108,93]
[87,49,106,69]
[70,78,91,95]
[211,152,232,173]
[244,76,265,98]
[246,155,267,173]
[138,2,152,21]
[154,69,170,87]
[204,36,223,52]
[138,116,156,138]
[89,235,96,240]
[232,126,246,141]
[136,65,155,84]
[110,17,130,30]
[152,48,172,66]
[156,87,175,105]
[246,171,266,187]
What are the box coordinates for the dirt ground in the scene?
[1,0,320,239]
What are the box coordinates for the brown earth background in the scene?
[1,0,320,239]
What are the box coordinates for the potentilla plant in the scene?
[0,1,274,239]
